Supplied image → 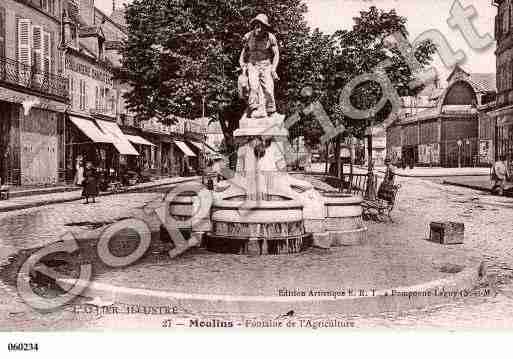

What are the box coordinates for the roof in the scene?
[417,83,445,100]
[104,40,123,51]
[79,25,105,39]
[110,8,127,27]
[78,42,97,59]
[447,65,496,93]
[467,73,496,93]
[400,107,439,123]
[94,7,128,35]
[447,65,470,82]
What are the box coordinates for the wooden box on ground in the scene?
[428,222,464,245]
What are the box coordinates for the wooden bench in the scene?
[0,185,9,200]
[361,183,401,222]
[108,181,123,193]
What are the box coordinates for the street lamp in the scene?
[457,139,463,168]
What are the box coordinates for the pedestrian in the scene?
[82,161,99,204]
[239,13,280,118]
[74,155,84,188]
[378,157,396,201]
[365,160,377,201]
[491,155,510,196]
[383,157,396,186]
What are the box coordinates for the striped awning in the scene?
[69,116,112,143]
[126,135,156,147]
[96,120,139,156]
[174,141,196,157]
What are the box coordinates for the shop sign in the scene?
[65,55,114,86]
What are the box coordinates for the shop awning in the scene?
[174,141,196,157]
[69,116,112,143]
[126,135,156,147]
[188,141,218,155]
[96,120,140,156]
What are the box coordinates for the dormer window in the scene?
[98,38,104,60]
[40,0,55,16]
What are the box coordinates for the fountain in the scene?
[175,112,368,255]
[172,13,366,254]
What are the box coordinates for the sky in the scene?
[96,0,497,84]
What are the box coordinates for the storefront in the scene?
[386,66,496,168]
[66,115,112,182]
[65,115,140,183]
[0,93,67,186]
[125,135,157,172]
[174,140,196,176]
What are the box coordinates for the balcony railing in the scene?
[0,56,68,100]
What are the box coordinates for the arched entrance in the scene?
[439,80,479,167]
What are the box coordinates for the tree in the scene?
[121,0,322,167]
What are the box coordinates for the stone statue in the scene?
[239,13,280,119]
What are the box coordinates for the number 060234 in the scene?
[7,343,39,351]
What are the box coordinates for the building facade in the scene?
[0,0,68,185]
[0,0,206,186]
[386,66,496,167]
[61,0,141,182]
[490,0,513,171]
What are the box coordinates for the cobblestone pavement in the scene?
[1,176,513,330]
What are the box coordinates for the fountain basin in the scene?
[168,191,198,229]
[321,193,367,247]
[206,198,311,255]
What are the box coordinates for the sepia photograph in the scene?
[0,0,510,344]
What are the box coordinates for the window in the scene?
[0,7,5,59]
[17,19,51,74]
[79,79,87,110]
[504,8,510,34]
[40,0,48,11]
[69,76,74,106]
[95,86,99,110]
[17,19,31,69]
[40,0,55,15]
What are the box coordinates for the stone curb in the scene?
[67,260,482,317]
[394,172,490,178]
[0,177,200,213]
[372,168,490,178]
[442,180,492,193]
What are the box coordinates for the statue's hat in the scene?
[250,14,271,29]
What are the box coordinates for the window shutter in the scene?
[84,82,88,110]
[69,76,74,106]
[80,80,84,109]
[0,7,5,58]
[504,10,507,34]
[95,86,99,110]
[32,25,42,72]
[78,80,82,109]
[73,77,78,109]
[17,19,31,67]
[43,31,51,74]
[508,5,513,32]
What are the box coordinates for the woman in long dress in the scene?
[74,156,84,187]
[82,161,99,204]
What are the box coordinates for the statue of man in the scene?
[239,14,280,118]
